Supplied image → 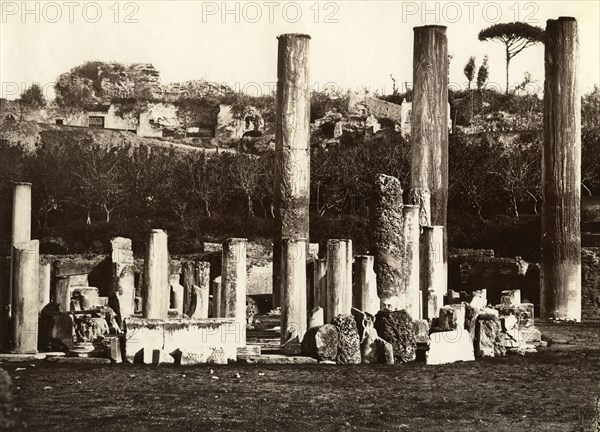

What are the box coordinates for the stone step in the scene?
[0,353,47,362]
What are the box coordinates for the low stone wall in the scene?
[124,317,240,364]
[449,248,600,320]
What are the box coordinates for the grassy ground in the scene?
[3,323,600,432]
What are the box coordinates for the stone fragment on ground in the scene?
[427,329,475,365]
[331,314,361,364]
[281,337,302,356]
[374,310,417,363]
[359,315,393,364]
[301,324,339,362]
[413,319,430,344]
[473,314,505,358]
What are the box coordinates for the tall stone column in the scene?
[420,226,445,319]
[273,33,311,308]
[12,240,39,353]
[403,205,421,319]
[541,17,581,321]
[222,238,247,345]
[110,237,135,321]
[9,182,32,312]
[411,26,449,312]
[280,238,307,344]
[142,230,169,319]
[370,174,404,310]
[326,240,351,322]
[353,255,379,316]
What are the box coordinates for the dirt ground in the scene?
[3,322,600,432]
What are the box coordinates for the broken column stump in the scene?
[353,255,379,316]
[12,240,40,354]
[110,237,135,322]
[326,240,351,323]
[142,229,169,320]
[474,314,505,358]
[331,314,361,364]
[374,309,417,363]
[370,174,404,311]
[301,324,339,362]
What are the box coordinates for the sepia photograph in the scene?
[0,1,599,430]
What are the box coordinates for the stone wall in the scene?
[582,247,600,319]
[450,248,600,320]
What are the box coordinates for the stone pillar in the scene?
[280,238,307,344]
[411,25,449,305]
[326,240,351,323]
[353,255,379,316]
[273,33,311,308]
[370,174,404,310]
[9,182,32,313]
[110,237,135,321]
[541,17,581,321]
[421,226,446,319]
[38,260,51,310]
[315,258,327,311]
[222,238,247,344]
[12,240,39,353]
[212,276,222,318]
[189,262,210,318]
[182,261,207,317]
[190,285,209,319]
[170,277,184,317]
[142,229,169,320]
[306,259,316,312]
[343,239,353,313]
[403,205,421,319]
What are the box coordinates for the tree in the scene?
[464,56,476,90]
[491,141,541,219]
[448,134,501,220]
[478,22,544,94]
[67,146,128,223]
[185,151,224,218]
[54,73,97,124]
[227,153,268,217]
[476,55,489,91]
[18,84,46,121]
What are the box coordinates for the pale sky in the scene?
[1,0,599,100]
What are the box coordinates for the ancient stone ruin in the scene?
[0,20,587,366]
